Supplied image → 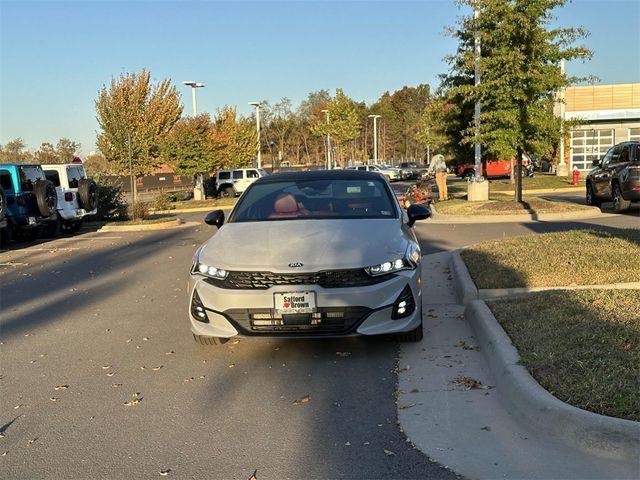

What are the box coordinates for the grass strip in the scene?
[461,229,640,288]
[487,290,640,421]
[435,196,591,216]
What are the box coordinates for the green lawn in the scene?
[435,196,591,216]
[446,174,584,197]
[488,290,640,421]
[460,229,640,288]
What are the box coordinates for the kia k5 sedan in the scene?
[188,170,431,345]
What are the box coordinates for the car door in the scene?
[593,145,620,197]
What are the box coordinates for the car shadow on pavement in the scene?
[194,336,458,479]
[0,228,190,339]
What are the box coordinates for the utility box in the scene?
[467,180,489,202]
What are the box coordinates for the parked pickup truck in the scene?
[399,162,430,179]
[456,158,531,179]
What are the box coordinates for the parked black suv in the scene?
[586,142,640,212]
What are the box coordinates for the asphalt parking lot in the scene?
[0,225,458,480]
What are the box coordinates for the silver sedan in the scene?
[188,170,431,345]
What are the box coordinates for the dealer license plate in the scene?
[274,291,316,314]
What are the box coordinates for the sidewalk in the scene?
[397,252,639,479]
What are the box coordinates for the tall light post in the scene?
[249,102,262,169]
[368,114,381,164]
[182,81,205,116]
[556,59,568,177]
[473,6,481,178]
[321,109,331,170]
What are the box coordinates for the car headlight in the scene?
[365,257,412,276]
[192,251,228,280]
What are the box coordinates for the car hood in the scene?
[198,219,411,272]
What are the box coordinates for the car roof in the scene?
[253,169,384,184]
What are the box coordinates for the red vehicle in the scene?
[456,158,531,179]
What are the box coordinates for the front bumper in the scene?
[188,268,422,339]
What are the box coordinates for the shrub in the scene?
[128,201,150,220]
[95,182,127,220]
[152,192,175,211]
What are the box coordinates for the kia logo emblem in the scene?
[288,262,303,268]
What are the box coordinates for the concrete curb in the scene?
[465,299,640,461]
[97,219,199,232]
[428,203,602,223]
[491,186,585,195]
[450,250,478,305]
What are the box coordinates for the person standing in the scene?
[429,154,448,201]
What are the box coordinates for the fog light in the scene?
[190,289,209,323]
[392,285,415,320]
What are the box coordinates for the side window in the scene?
[45,170,61,187]
[218,171,231,180]
[618,145,629,163]
[610,145,622,164]
[67,166,81,188]
[232,170,244,180]
[357,166,367,171]
[600,147,614,167]
[0,171,12,191]
[246,170,259,178]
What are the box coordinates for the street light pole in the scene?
[368,115,381,164]
[473,6,482,178]
[321,109,331,169]
[249,102,262,169]
[556,59,568,177]
[182,81,205,116]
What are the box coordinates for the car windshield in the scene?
[230,178,398,222]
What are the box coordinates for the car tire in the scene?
[612,183,631,212]
[0,186,6,221]
[585,182,601,207]
[78,178,98,210]
[33,180,57,217]
[396,306,423,342]
[221,186,235,198]
[193,333,229,346]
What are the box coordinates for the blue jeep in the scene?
[0,163,58,243]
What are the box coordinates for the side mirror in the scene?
[592,159,600,167]
[204,210,225,228]
[407,203,431,227]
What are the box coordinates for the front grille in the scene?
[222,306,372,336]
[205,269,394,290]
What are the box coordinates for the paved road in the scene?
[1,189,637,480]
[0,225,458,480]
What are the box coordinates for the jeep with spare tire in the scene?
[0,163,58,243]
[42,162,98,236]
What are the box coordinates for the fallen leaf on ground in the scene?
[248,470,257,480]
[399,403,416,409]
[228,364,235,368]
[54,385,69,390]
[335,352,351,357]
[450,375,492,390]
[49,397,57,402]
[384,449,396,456]
[124,398,142,407]
[1,451,7,456]
[481,426,492,431]
[152,366,163,371]
[101,365,111,370]
[345,441,351,446]
[111,384,122,388]
[184,377,194,382]
[107,372,115,377]
[159,469,171,476]
[292,394,311,405]
[13,405,22,410]
[27,438,38,445]
[165,351,175,355]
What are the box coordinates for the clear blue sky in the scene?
[1,0,638,156]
